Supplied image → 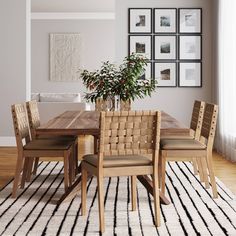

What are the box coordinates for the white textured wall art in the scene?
[50,33,81,81]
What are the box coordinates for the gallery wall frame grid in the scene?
[128,7,202,88]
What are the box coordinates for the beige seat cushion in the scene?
[83,154,152,168]
[24,139,73,150]
[161,134,194,140]
[161,139,206,150]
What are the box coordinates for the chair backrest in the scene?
[11,103,31,149]
[190,100,205,140]
[200,103,218,149]
[98,110,161,160]
[26,100,41,139]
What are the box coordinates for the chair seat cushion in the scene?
[83,154,152,168]
[161,134,194,140]
[24,139,73,150]
[161,139,206,150]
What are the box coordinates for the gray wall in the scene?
[116,0,213,125]
[31,20,115,95]
[0,0,30,138]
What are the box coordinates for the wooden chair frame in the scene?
[26,100,79,178]
[81,111,161,233]
[11,103,74,198]
[160,103,219,198]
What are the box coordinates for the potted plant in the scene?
[80,53,156,110]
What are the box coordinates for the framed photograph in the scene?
[179,35,201,60]
[128,8,152,33]
[129,35,152,59]
[154,8,177,33]
[154,62,177,87]
[154,35,176,60]
[179,62,202,87]
[140,63,152,81]
[179,8,202,33]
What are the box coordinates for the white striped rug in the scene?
[0,161,236,236]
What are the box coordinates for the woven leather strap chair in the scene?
[26,100,78,179]
[161,100,205,177]
[11,103,74,198]
[160,103,218,198]
[81,110,161,233]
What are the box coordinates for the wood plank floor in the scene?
[0,136,235,194]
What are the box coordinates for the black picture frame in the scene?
[128,35,152,60]
[154,62,177,87]
[128,8,152,34]
[140,62,153,81]
[179,35,202,60]
[178,61,202,87]
[154,35,177,60]
[179,8,202,34]
[154,8,177,34]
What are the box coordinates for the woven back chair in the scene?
[160,103,219,198]
[11,103,74,198]
[81,110,161,233]
[26,100,79,178]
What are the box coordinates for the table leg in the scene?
[137,175,170,205]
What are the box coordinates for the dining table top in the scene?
[36,110,189,136]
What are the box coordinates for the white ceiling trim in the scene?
[31,12,115,20]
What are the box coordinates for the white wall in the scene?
[116,0,213,125]
[0,0,30,142]
[31,19,115,95]
[31,0,115,12]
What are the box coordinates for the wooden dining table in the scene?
[36,110,189,205]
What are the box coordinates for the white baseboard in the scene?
[0,137,16,147]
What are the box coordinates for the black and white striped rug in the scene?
[0,162,236,236]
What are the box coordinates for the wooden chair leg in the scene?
[21,158,30,189]
[206,154,218,198]
[192,158,198,175]
[200,158,210,189]
[74,141,79,175]
[12,154,24,198]
[63,153,69,191]
[196,158,204,182]
[153,165,161,227]
[81,164,87,216]
[69,147,75,184]
[161,154,166,194]
[26,159,34,182]
[97,172,105,233]
[32,157,39,175]
[131,176,137,211]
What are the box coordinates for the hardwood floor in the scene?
[0,136,235,194]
